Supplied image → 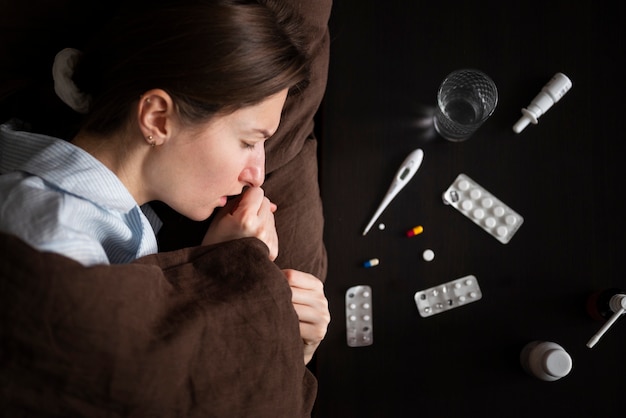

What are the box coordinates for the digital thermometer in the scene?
[362,148,424,236]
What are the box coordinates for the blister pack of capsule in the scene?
[442,173,523,244]
[346,285,373,347]
[414,275,482,317]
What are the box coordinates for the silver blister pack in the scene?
[346,285,373,347]
[442,173,523,244]
[414,275,482,317]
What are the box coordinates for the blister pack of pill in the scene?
[346,285,373,347]
[442,173,523,244]
[414,275,482,317]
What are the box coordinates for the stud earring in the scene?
[147,135,156,147]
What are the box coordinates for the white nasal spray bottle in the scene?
[513,72,572,133]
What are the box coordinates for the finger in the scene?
[232,187,264,214]
[293,309,329,343]
[291,302,328,325]
[284,269,324,291]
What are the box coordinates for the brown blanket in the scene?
[0,233,316,417]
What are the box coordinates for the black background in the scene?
[314,1,625,417]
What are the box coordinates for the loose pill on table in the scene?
[406,225,424,237]
[363,258,380,268]
[422,249,435,262]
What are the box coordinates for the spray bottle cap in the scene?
[513,109,538,133]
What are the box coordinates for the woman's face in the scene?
[147,89,288,221]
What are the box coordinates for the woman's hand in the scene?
[202,187,279,260]
[282,269,330,365]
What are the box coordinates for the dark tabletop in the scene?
[314,1,625,416]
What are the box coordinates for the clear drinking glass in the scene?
[433,69,498,142]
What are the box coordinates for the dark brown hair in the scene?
[73,0,309,135]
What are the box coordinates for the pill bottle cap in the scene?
[542,349,572,378]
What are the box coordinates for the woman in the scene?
[0,0,329,365]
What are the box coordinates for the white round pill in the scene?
[484,217,496,228]
[470,189,481,199]
[493,206,505,217]
[473,208,485,219]
[423,249,435,262]
[461,200,473,211]
[505,215,517,225]
[378,223,386,230]
[458,180,470,191]
[481,197,493,208]
[496,226,508,237]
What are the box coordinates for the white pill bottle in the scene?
[520,340,572,381]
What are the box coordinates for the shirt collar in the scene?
[0,122,138,213]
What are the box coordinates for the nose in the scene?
[239,148,265,188]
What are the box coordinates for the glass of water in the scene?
[433,69,498,142]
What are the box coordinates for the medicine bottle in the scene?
[520,341,572,381]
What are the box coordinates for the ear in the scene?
[137,88,175,146]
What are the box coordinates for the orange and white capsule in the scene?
[406,225,424,237]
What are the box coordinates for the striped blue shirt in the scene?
[0,121,160,266]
